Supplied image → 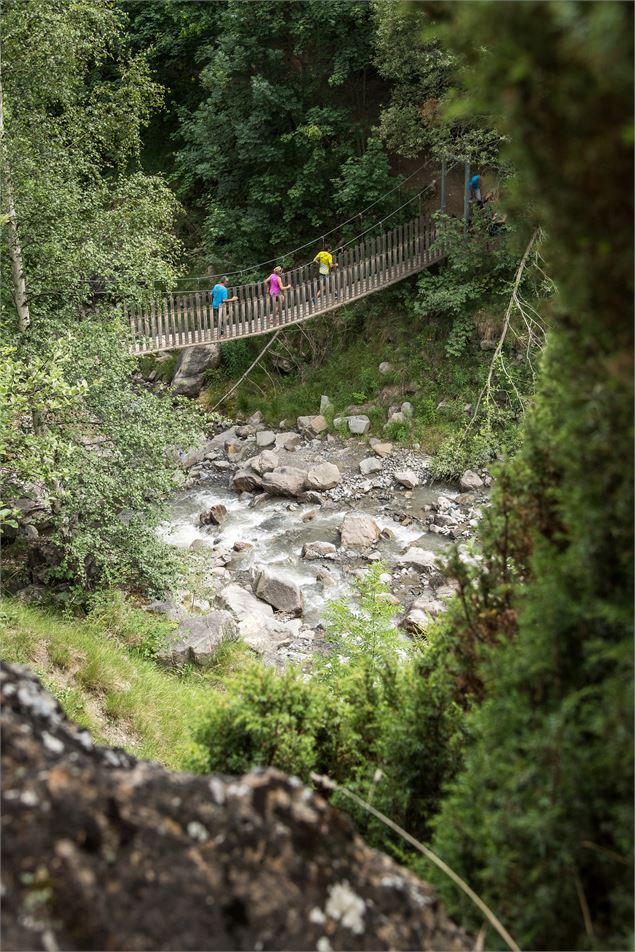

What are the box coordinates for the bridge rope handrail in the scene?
[177,157,438,285]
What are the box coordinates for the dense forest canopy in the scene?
[0,2,632,951]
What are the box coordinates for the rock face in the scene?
[254,566,304,615]
[1,662,470,952]
[340,512,380,548]
[171,344,221,397]
[164,611,238,666]
[459,470,484,491]
[262,466,307,498]
[306,462,341,491]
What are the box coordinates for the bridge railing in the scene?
[127,213,447,355]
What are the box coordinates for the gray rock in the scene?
[394,470,420,489]
[166,611,238,667]
[359,457,383,476]
[254,567,303,615]
[231,470,263,493]
[386,411,406,427]
[400,609,431,634]
[219,583,274,624]
[262,466,307,498]
[250,450,279,475]
[298,490,324,505]
[340,512,380,548]
[199,504,228,526]
[248,411,264,425]
[255,430,276,448]
[171,344,221,397]
[378,361,393,375]
[347,415,371,435]
[297,415,327,437]
[225,439,250,463]
[371,441,393,458]
[401,402,414,417]
[398,547,437,571]
[319,395,333,414]
[275,431,302,451]
[306,462,340,491]
[459,470,484,491]
[301,541,338,561]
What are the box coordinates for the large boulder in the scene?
[347,415,371,435]
[359,457,382,476]
[262,466,308,498]
[163,611,238,667]
[199,504,228,526]
[302,541,338,561]
[255,430,276,448]
[171,344,221,397]
[340,512,380,548]
[306,462,341,491]
[219,584,298,658]
[250,450,279,475]
[297,415,327,437]
[231,470,263,493]
[459,470,484,491]
[254,566,304,615]
[394,470,420,489]
[1,663,470,952]
[398,547,437,571]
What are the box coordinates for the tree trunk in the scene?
[0,48,30,332]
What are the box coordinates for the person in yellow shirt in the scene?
[313,244,338,301]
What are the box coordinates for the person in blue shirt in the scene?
[210,277,238,336]
[468,173,483,208]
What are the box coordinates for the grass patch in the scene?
[0,597,228,769]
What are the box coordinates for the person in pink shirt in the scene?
[264,266,291,324]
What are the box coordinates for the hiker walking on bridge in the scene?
[313,244,338,300]
[211,277,238,336]
[265,266,291,324]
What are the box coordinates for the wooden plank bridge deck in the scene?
[127,213,446,356]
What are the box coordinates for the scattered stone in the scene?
[459,470,484,491]
[455,492,476,506]
[233,540,252,552]
[302,541,338,561]
[359,457,382,476]
[347,415,371,435]
[171,344,221,397]
[199,504,228,526]
[298,490,324,505]
[398,547,437,571]
[371,441,393,458]
[394,470,420,489]
[254,567,304,615]
[225,440,250,463]
[340,512,380,549]
[250,450,279,475]
[306,462,341,491]
[297,415,327,437]
[320,395,333,414]
[262,466,308,498]
[248,410,264,425]
[255,430,276,448]
[378,361,393,375]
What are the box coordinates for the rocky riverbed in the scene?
[151,410,490,669]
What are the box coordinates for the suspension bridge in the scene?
[128,214,448,355]
[126,158,476,355]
